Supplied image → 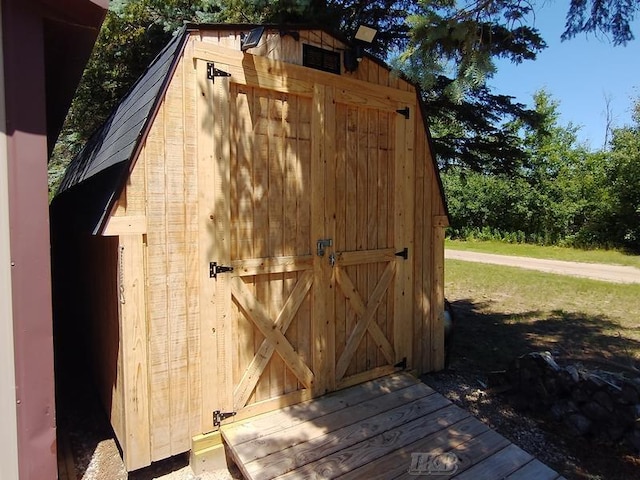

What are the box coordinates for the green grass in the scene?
[445,239,640,268]
[445,258,640,374]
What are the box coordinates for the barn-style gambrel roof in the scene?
[55,24,448,234]
[56,27,188,233]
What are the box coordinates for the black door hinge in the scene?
[396,107,410,119]
[207,62,231,81]
[213,410,236,427]
[395,247,408,260]
[210,262,234,279]
[394,357,407,369]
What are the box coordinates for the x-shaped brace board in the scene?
[231,271,315,409]
[334,261,397,380]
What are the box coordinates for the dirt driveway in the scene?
[445,249,640,284]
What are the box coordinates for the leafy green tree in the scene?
[442,90,626,248]
[49,0,639,198]
[605,101,640,251]
[563,0,639,45]
[513,90,610,245]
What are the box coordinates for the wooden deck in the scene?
[221,373,564,479]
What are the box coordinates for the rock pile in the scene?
[495,352,640,454]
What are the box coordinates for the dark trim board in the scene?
[221,373,565,480]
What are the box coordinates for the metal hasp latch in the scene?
[206,62,231,81]
[395,247,408,260]
[213,410,236,427]
[210,262,234,279]
[317,238,333,257]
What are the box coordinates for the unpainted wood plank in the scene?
[403,106,417,368]
[394,105,416,368]
[231,276,315,390]
[222,373,419,446]
[231,86,256,400]
[368,59,379,86]
[143,104,172,461]
[333,266,395,367]
[274,403,470,480]
[334,102,348,366]
[421,124,435,372]
[336,365,397,390]
[363,108,380,368]
[233,86,255,260]
[354,106,368,376]
[282,96,299,396]
[323,85,337,393]
[385,112,396,350]
[211,67,235,416]
[229,85,240,263]
[340,415,488,480]
[310,83,329,396]
[86,237,124,453]
[252,93,271,403]
[378,63,390,88]
[351,51,369,82]
[102,215,147,236]
[232,255,313,276]
[293,95,313,392]
[434,214,449,227]
[267,94,286,400]
[231,388,314,425]
[233,270,313,410]
[431,225,446,371]
[191,42,416,106]
[119,234,152,469]
[196,58,222,432]
[279,34,301,64]
[164,55,190,455]
[452,443,533,480]
[412,110,426,374]
[235,382,433,465]
[121,139,147,216]
[243,390,452,480]
[376,111,391,370]
[335,261,396,380]
[344,105,358,379]
[505,459,561,480]
[183,41,202,438]
[392,427,510,479]
[336,248,396,266]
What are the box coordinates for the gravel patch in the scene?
[421,369,640,480]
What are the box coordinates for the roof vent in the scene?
[302,44,341,75]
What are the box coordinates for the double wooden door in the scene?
[196,52,414,429]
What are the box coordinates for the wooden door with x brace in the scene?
[197,53,414,429]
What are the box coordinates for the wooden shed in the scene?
[51,24,449,472]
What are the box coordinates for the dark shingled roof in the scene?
[59,28,187,192]
[54,27,188,233]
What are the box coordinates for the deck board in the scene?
[221,372,561,479]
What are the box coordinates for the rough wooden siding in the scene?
[412,105,448,374]
[197,29,409,89]
[148,45,196,461]
[84,236,123,452]
[108,42,200,462]
[76,233,150,470]
[97,27,448,469]
[228,84,314,406]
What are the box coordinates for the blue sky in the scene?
[489,1,640,150]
